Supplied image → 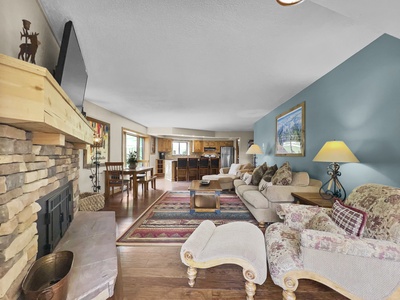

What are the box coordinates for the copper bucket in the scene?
[22,251,74,300]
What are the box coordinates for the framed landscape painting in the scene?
[275,102,305,156]
[83,117,110,168]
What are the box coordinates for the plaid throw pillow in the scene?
[332,200,367,236]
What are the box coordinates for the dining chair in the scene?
[105,162,130,200]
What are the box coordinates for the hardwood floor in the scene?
[104,178,348,300]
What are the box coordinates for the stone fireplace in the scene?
[0,54,93,299]
[0,124,80,299]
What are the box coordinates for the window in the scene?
[173,141,189,155]
[124,131,145,167]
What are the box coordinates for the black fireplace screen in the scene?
[36,182,73,258]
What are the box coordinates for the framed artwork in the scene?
[275,102,305,156]
[83,117,110,168]
[150,136,156,154]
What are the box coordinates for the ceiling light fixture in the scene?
[276,0,304,6]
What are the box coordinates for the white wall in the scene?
[0,0,59,71]
[79,101,148,192]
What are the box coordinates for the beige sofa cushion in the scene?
[236,184,258,197]
[242,190,270,209]
[291,172,310,186]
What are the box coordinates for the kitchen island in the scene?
[164,160,177,181]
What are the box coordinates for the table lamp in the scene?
[246,144,263,167]
[313,141,359,200]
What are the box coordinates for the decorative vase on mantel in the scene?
[129,163,137,170]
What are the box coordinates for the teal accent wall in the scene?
[254,34,400,193]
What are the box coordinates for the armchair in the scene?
[265,183,400,300]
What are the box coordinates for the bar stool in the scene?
[176,158,188,181]
[198,157,210,178]
[188,158,199,180]
[209,158,220,175]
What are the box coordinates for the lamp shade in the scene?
[313,141,359,163]
[246,144,263,155]
[276,0,304,6]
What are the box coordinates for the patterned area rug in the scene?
[116,190,259,246]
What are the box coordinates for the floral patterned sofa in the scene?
[265,183,400,300]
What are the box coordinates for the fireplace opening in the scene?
[36,182,74,258]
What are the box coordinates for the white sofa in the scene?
[234,172,322,227]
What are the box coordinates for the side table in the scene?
[291,192,333,208]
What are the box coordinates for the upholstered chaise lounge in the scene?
[180,220,267,300]
[202,163,254,190]
[265,183,400,300]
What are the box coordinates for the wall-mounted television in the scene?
[54,21,88,113]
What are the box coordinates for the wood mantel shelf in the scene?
[0,54,93,145]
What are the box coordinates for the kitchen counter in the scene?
[164,160,177,181]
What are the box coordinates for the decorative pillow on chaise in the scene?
[306,211,347,235]
[332,200,368,236]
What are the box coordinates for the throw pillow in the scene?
[271,161,292,185]
[251,162,267,185]
[258,178,272,192]
[228,163,242,175]
[332,200,368,236]
[262,164,278,182]
[240,163,253,170]
[242,173,252,185]
[306,211,347,235]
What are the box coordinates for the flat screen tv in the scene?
[54,21,88,113]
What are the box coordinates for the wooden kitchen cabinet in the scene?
[155,159,164,175]
[192,140,203,152]
[158,138,172,152]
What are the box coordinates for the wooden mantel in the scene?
[0,54,93,145]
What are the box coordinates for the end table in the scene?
[291,192,333,208]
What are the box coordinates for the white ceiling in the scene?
[38,0,400,133]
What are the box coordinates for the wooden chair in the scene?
[198,158,210,178]
[105,162,130,200]
[176,158,188,181]
[188,158,199,180]
[209,158,220,175]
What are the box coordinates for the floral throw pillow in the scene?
[332,200,368,236]
[306,211,347,235]
[271,161,292,185]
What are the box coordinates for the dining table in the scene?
[104,166,154,200]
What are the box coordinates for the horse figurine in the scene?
[18,32,40,64]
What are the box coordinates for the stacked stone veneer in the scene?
[0,124,80,300]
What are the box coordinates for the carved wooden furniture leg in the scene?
[187,266,197,287]
[282,276,297,300]
[245,281,256,300]
[283,290,296,300]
